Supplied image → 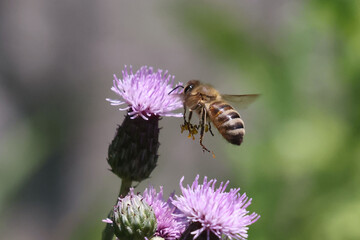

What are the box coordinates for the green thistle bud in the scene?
[150,237,165,240]
[113,193,157,240]
[107,114,160,182]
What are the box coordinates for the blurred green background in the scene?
[1,0,359,239]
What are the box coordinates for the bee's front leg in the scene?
[187,110,193,124]
[181,107,197,139]
[182,105,193,125]
[183,105,187,124]
[181,106,188,133]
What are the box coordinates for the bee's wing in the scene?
[221,94,260,109]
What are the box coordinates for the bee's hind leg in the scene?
[208,122,214,136]
[199,109,211,153]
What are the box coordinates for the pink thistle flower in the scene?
[103,187,186,240]
[143,186,187,240]
[172,175,260,240]
[106,65,183,120]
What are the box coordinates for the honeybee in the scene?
[172,80,259,154]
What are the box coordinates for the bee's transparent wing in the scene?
[221,94,260,109]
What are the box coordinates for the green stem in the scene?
[102,178,133,240]
[119,178,132,197]
[102,213,115,240]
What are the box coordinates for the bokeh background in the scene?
[1,0,360,239]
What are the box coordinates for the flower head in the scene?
[103,187,186,240]
[107,65,183,120]
[103,189,157,240]
[143,186,187,240]
[172,175,260,240]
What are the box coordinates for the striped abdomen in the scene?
[208,101,245,145]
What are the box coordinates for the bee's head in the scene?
[184,80,200,95]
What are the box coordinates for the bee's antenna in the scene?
[168,85,184,95]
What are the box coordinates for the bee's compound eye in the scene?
[184,85,193,93]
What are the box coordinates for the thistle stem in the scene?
[119,178,132,197]
[102,178,133,240]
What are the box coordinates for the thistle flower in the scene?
[103,189,157,240]
[103,187,186,240]
[172,175,260,240]
[106,65,183,120]
[106,65,183,182]
[143,186,187,240]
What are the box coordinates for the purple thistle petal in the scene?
[102,218,113,224]
[107,65,183,120]
[172,175,260,240]
[143,186,187,240]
